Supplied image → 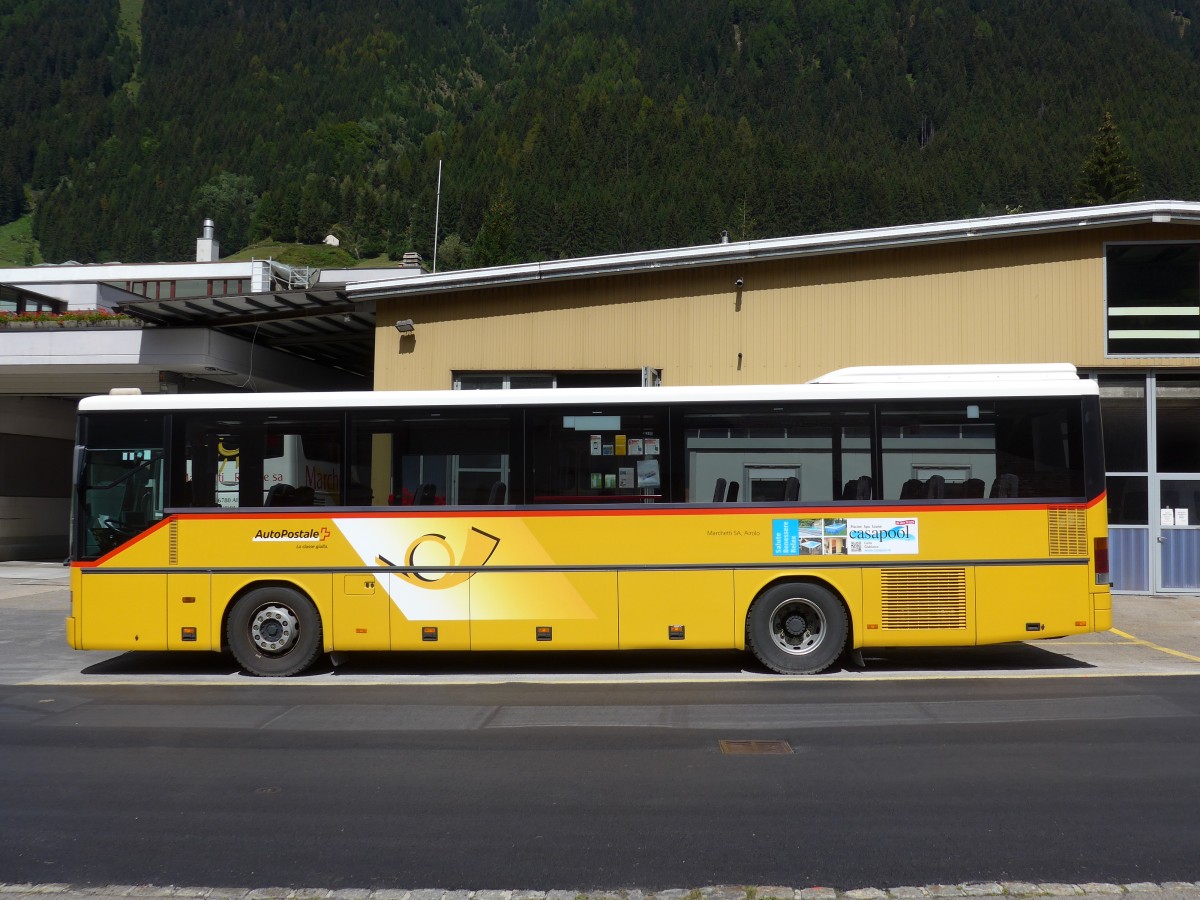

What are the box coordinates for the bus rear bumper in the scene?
[65,616,78,649]
[1093,590,1112,632]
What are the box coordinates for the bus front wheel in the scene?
[746,582,848,674]
[227,586,323,677]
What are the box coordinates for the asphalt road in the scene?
[2,562,1200,891]
[2,677,1200,890]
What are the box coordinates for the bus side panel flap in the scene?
[333,574,391,651]
[975,564,1091,642]
[79,572,167,650]
[618,570,734,649]
[470,571,618,650]
[167,572,212,650]
[385,578,470,651]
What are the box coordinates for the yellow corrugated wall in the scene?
[374,222,1200,389]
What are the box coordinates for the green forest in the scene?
[4,0,1200,268]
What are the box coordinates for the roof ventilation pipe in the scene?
[196,218,220,262]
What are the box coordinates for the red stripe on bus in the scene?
[73,491,1107,567]
[161,493,1105,520]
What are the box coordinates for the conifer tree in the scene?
[470,185,518,267]
[1073,110,1142,206]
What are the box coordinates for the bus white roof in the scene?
[812,363,1081,383]
[78,364,1096,413]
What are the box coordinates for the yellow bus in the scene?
[67,364,1111,676]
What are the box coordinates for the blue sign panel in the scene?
[772,519,800,556]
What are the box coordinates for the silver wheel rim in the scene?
[768,597,826,656]
[249,603,299,655]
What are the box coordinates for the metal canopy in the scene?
[118,288,375,380]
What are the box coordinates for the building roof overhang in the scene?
[0,325,353,396]
[349,200,1200,302]
[117,287,374,380]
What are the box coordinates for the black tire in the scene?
[226,586,323,677]
[746,581,848,674]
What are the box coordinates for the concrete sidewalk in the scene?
[1101,591,1200,661]
[0,560,69,582]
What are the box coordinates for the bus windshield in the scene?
[76,414,166,557]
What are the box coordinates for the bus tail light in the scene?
[1094,536,1111,586]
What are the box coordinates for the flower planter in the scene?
[0,317,141,329]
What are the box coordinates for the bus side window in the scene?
[879,403,997,501]
[349,409,516,507]
[526,406,667,503]
[264,419,342,506]
[680,405,868,503]
[178,415,266,508]
[993,400,1084,499]
[877,399,1084,501]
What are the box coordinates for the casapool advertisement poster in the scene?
[772,518,918,556]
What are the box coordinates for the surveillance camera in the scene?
[734,278,744,288]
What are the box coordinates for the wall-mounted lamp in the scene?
[394,318,415,336]
[734,277,744,288]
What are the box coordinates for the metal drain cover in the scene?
[718,739,793,755]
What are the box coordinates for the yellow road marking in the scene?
[1111,628,1200,663]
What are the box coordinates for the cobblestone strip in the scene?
[1,884,1199,900]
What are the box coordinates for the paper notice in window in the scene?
[636,458,660,487]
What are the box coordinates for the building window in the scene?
[455,374,556,390]
[1107,244,1200,356]
[453,372,642,390]
[173,279,208,299]
[1156,375,1200,472]
[1107,475,1148,525]
[1099,375,1148,471]
[0,289,64,315]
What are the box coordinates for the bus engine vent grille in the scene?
[1048,506,1087,557]
[168,519,179,566]
[880,568,968,630]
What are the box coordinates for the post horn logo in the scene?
[375,526,500,590]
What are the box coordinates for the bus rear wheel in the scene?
[746,582,848,674]
[227,586,323,677]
